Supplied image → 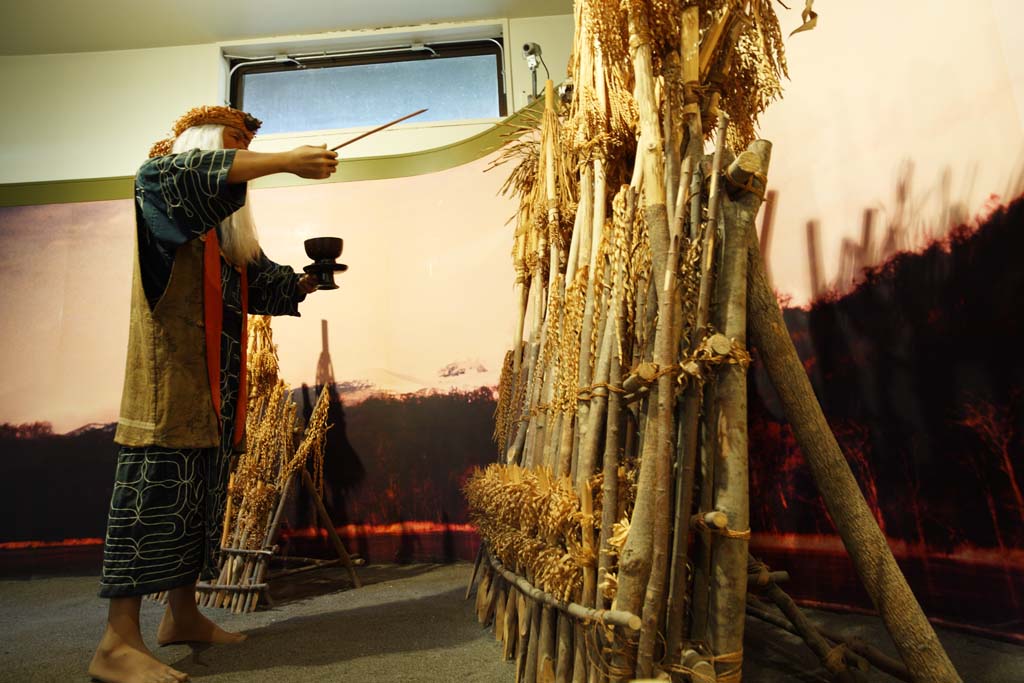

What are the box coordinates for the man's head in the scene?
[150,106,263,266]
[149,106,261,157]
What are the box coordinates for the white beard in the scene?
[220,200,261,266]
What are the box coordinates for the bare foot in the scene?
[156,606,246,646]
[89,638,189,683]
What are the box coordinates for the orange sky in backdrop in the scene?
[0,154,518,432]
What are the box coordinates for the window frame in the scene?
[228,39,508,131]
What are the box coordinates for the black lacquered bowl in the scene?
[303,237,348,290]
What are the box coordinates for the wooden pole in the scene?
[745,593,911,682]
[517,593,533,682]
[557,166,595,475]
[555,613,574,682]
[507,284,531,455]
[302,468,361,587]
[509,275,544,463]
[525,595,543,683]
[745,203,962,683]
[486,551,642,631]
[574,47,609,473]
[615,4,673,678]
[755,586,859,682]
[575,268,614,486]
[596,347,624,611]
[504,589,520,660]
[579,478,597,683]
[665,93,707,668]
[535,79,566,471]
[706,138,771,681]
[684,112,732,653]
[539,605,558,683]
[572,622,588,683]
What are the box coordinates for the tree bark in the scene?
[745,206,962,683]
[706,138,771,680]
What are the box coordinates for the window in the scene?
[229,40,506,135]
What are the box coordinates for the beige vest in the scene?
[115,237,220,448]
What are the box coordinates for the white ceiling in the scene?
[0,0,573,56]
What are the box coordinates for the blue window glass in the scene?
[232,43,505,135]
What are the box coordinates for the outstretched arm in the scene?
[227,145,339,183]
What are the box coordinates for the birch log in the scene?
[745,197,962,683]
[706,139,771,681]
[614,4,672,678]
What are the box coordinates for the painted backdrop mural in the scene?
[0,152,519,567]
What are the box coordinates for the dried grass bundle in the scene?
[718,8,787,147]
[599,517,631,601]
[217,317,331,567]
[465,463,599,602]
[568,3,638,162]
[487,121,542,283]
[537,274,565,381]
[541,104,580,250]
[492,350,516,451]
[553,268,588,414]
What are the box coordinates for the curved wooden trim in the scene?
[0,99,543,208]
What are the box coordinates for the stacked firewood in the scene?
[468,2,963,683]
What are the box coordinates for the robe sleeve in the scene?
[135,149,247,247]
[134,149,249,306]
[247,250,307,317]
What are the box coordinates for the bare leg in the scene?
[89,596,189,683]
[156,584,247,645]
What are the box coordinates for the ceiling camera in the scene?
[522,42,542,58]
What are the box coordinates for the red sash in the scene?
[203,231,248,448]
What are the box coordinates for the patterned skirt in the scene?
[99,273,243,598]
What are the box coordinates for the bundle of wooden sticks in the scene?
[468,2,961,682]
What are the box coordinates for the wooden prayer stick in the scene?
[329,108,427,151]
[195,582,267,593]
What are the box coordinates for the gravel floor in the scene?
[0,562,1020,682]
